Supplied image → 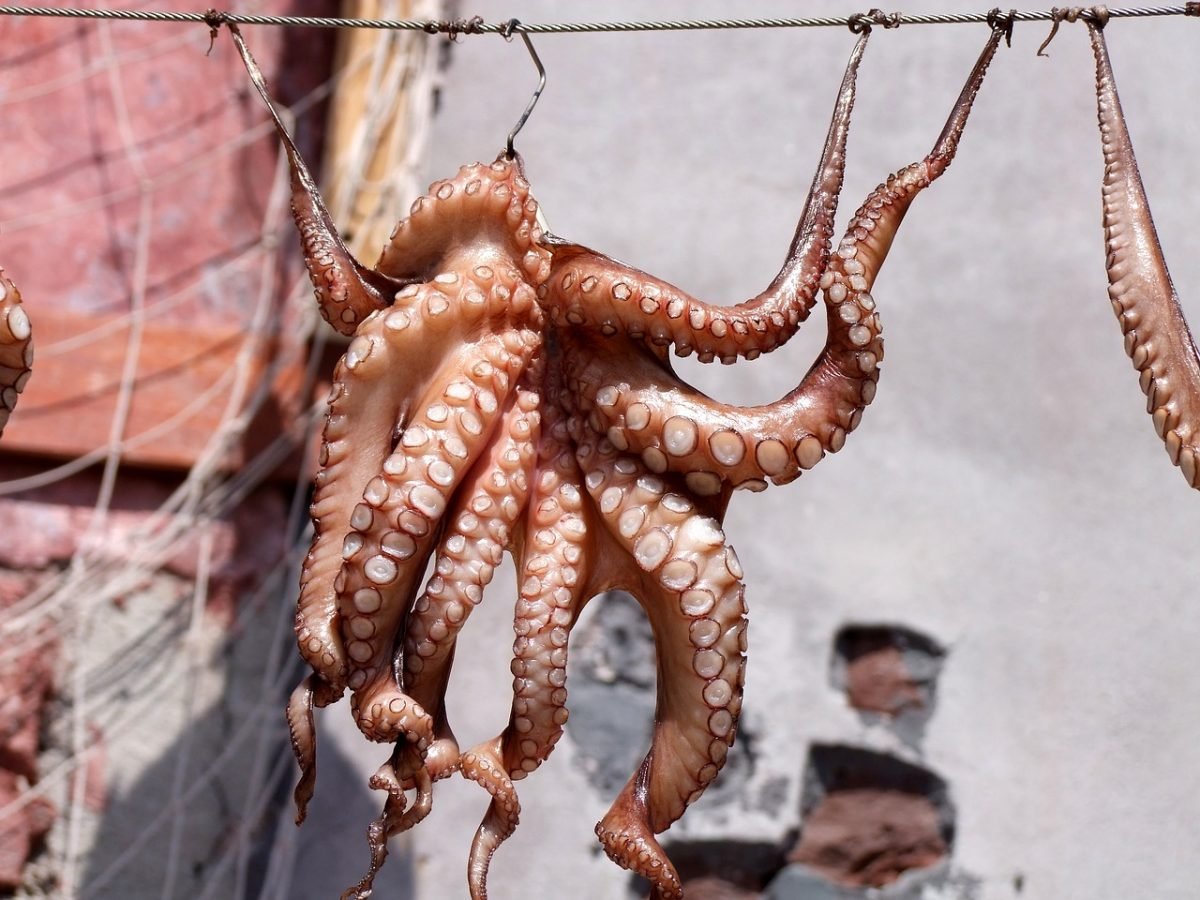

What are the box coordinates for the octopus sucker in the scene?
[0,268,33,438]
[229,19,1004,896]
[1084,20,1200,488]
[543,32,872,364]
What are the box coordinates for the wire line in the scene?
[0,5,1196,33]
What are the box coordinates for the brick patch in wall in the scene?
[830,625,945,734]
[788,745,953,889]
[628,839,786,900]
[0,570,58,890]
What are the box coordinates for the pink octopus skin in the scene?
[233,24,1001,900]
[0,268,33,438]
[1086,21,1200,489]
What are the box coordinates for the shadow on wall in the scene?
[71,521,418,900]
[76,584,298,900]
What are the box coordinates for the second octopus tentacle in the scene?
[1086,21,1200,487]
[343,331,536,739]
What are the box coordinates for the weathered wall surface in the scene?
[0,4,331,895]
[4,1,1198,898]
[296,1,1200,898]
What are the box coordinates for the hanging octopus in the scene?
[1085,14,1200,489]
[0,268,32,439]
[231,21,1002,900]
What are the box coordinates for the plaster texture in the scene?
[293,1,1200,898]
[0,476,295,899]
[8,1,1184,897]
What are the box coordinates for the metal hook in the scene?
[501,19,546,159]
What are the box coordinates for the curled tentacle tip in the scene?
[848,8,901,33]
[1036,6,1108,56]
[847,11,871,33]
[986,7,1017,46]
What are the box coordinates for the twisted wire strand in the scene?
[0,5,1196,33]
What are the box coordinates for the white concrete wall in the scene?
[293,2,1200,898]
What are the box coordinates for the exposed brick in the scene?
[683,875,763,899]
[788,788,947,888]
[0,770,55,890]
[0,570,59,891]
[631,839,785,899]
[792,745,954,889]
[832,625,945,719]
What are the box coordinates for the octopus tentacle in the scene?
[345,423,562,900]
[461,405,592,900]
[344,332,537,742]
[232,30,554,336]
[298,311,406,693]
[229,24,412,336]
[299,279,517,691]
[285,676,320,824]
[574,429,746,900]
[341,744,434,900]
[460,738,519,900]
[383,262,544,345]
[564,335,832,494]
[539,33,870,363]
[1086,21,1200,487]
[568,28,1004,494]
[0,269,32,438]
[497,410,589,778]
[401,382,543,782]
